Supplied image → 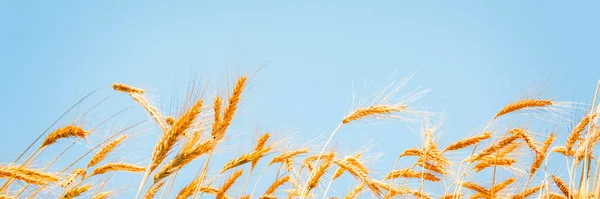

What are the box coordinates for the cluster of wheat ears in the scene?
[1,74,600,199]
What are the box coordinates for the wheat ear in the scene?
[494,99,553,118]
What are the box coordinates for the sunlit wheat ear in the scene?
[113,83,168,131]
[519,132,540,154]
[551,175,571,197]
[345,157,368,175]
[112,83,145,94]
[62,183,91,199]
[511,184,543,199]
[551,146,573,156]
[384,168,439,182]
[0,167,56,185]
[541,192,567,199]
[494,99,553,119]
[530,133,555,178]
[258,195,277,199]
[88,135,127,167]
[286,189,315,199]
[0,194,15,199]
[264,175,291,195]
[469,128,523,162]
[461,182,490,196]
[284,158,294,172]
[41,125,89,147]
[332,153,363,179]
[439,194,463,199]
[91,163,145,176]
[60,168,86,188]
[221,146,271,174]
[306,160,332,194]
[2,166,59,183]
[490,177,515,194]
[416,159,446,175]
[176,176,202,199]
[342,105,406,124]
[213,76,247,141]
[398,148,423,158]
[150,99,203,172]
[91,191,111,199]
[143,181,163,199]
[211,95,222,137]
[566,113,597,150]
[270,149,309,165]
[343,183,364,199]
[154,139,216,182]
[252,132,271,169]
[443,131,492,152]
[216,170,244,199]
[473,157,517,173]
[303,152,336,171]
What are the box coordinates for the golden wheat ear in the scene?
[87,135,127,168]
[143,181,164,199]
[443,131,492,152]
[91,163,145,176]
[41,125,89,147]
[91,191,111,199]
[62,183,91,199]
[494,99,553,118]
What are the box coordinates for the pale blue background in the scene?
[1,1,599,198]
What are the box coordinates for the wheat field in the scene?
[1,73,600,199]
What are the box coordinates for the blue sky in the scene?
[1,1,599,198]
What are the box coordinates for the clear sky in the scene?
[1,1,599,198]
